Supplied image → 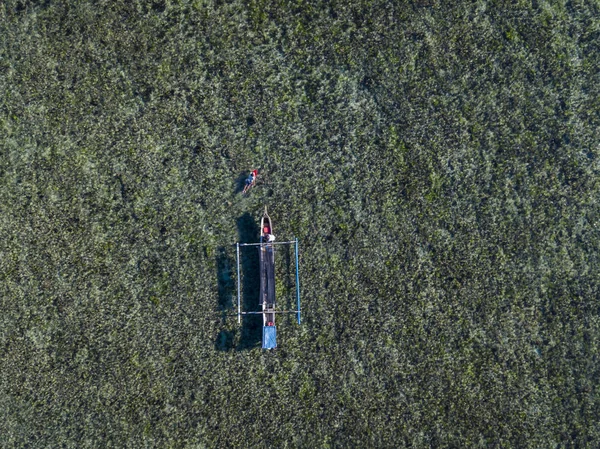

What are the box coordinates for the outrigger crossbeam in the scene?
[239,241,298,246]
[238,310,301,315]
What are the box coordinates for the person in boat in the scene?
[262,227,275,243]
[242,169,258,194]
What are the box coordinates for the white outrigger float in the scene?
[236,207,301,349]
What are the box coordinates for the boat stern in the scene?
[262,325,277,349]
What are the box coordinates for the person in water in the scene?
[243,169,258,194]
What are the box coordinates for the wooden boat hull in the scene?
[259,207,276,349]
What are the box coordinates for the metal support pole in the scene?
[239,241,296,246]
[236,242,241,324]
[295,238,301,324]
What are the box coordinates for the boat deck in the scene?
[259,243,276,312]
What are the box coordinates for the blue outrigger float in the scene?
[236,207,301,349]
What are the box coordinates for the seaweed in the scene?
[1,0,599,447]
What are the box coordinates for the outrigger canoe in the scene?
[235,207,301,349]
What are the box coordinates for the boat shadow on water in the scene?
[214,212,262,351]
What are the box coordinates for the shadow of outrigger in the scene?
[235,212,263,349]
[214,213,262,351]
